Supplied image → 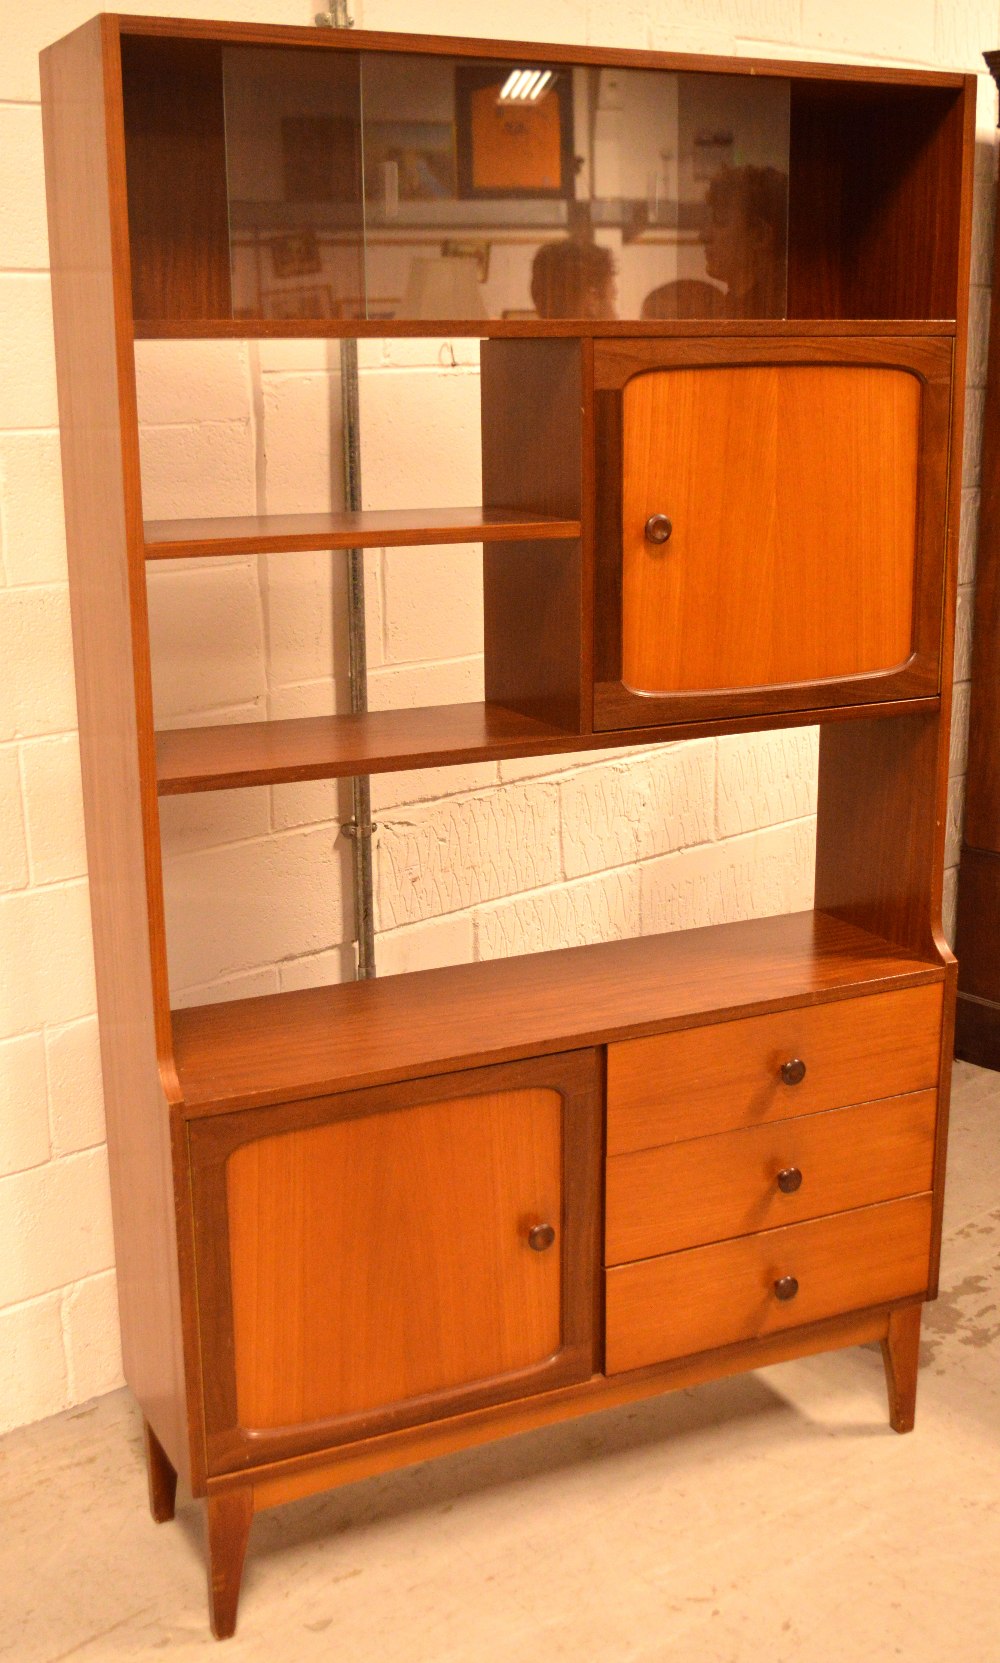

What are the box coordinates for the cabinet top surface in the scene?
[78,13,970,89]
[172,910,944,1117]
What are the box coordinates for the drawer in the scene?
[605,1193,932,1375]
[606,1089,936,1264]
[607,982,942,1154]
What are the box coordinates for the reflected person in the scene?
[701,164,788,319]
[530,239,617,320]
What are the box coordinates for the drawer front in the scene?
[607,982,942,1153]
[606,1089,936,1264]
[605,1193,932,1375]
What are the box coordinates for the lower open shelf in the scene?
[171,909,943,1116]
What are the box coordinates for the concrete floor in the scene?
[2,1061,998,1662]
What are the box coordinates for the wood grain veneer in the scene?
[120,34,231,321]
[189,1055,601,1471]
[41,16,974,1637]
[593,334,952,731]
[881,1303,923,1434]
[205,1488,253,1642]
[245,1303,901,1511]
[40,15,194,1489]
[787,81,968,321]
[135,317,960,340]
[171,911,942,1116]
[116,16,968,91]
[144,1418,178,1523]
[605,1089,937,1263]
[813,74,974,1303]
[955,54,1000,1068]
[605,1194,934,1374]
[144,507,580,559]
[481,340,587,731]
[153,696,942,795]
[620,364,920,694]
[606,982,943,1153]
[227,1087,565,1426]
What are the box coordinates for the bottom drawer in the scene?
[605,1194,932,1376]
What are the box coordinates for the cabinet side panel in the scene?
[482,339,586,730]
[815,80,975,1301]
[957,78,1000,1056]
[40,20,193,1484]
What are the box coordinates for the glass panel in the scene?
[222,46,789,324]
[223,47,366,322]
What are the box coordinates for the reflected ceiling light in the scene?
[499,67,554,103]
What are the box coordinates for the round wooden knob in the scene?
[780,1058,806,1086]
[528,1223,556,1252]
[644,513,673,545]
[774,1275,799,1301]
[776,1167,803,1194]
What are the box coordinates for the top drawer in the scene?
[607,983,943,1155]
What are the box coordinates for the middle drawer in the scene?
[605,1088,936,1264]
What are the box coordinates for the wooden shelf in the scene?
[171,910,944,1115]
[155,704,576,793]
[144,507,581,559]
[155,698,942,795]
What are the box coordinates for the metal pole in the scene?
[339,338,377,979]
[316,2,376,979]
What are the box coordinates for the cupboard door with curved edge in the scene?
[189,1051,601,1474]
[592,336,952,730]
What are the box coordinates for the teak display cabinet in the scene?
[41,14,973,1640]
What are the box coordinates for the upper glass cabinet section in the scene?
[119,31,966,331]
[221,48,790,325]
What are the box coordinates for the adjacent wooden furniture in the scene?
[41,16,973,1640]
[956,52,1000,1067]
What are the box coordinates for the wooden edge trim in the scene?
[131,318,960,342]
[593,333,955,388]
[222,1300,921,1512]
[110,16,968,90]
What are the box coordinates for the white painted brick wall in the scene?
[0,0,995,1436]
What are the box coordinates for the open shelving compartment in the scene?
[118,14,971,1104]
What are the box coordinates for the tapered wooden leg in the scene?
[881,1304,923,1434]
[143,1419,177,1523]
[205,1487,254,1641]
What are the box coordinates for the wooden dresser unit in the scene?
[40,16,973,1639]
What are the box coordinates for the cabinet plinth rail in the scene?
[144,507,581,559]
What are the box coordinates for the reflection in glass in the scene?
[225,47,366,322]
[223,47,790,323]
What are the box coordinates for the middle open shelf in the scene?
[154,697,940,794]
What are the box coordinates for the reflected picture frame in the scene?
[455,64,575,200]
